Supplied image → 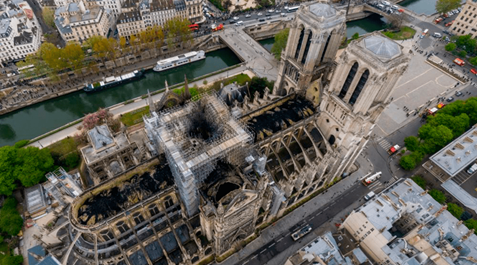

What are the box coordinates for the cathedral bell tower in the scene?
[273,2,346,96]
[318,33,410,176]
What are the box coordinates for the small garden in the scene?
[383,26,416,40]
[400,97,477,170]
[411,176,477,233]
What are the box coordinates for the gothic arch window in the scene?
[295,27,305,59]
[148,204,160,216]
[116,221,129,234]
[301,31,313,64]
[328,135,336,145]
[100,229,114,241]
[164,196,174,209]
[320,32,332,63]
[349,70,370,106]
[338,62,359,99]
[133,212,145,224]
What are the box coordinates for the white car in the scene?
[257,12,263,16]
[275,10,280,13]
[268,9,274,13]
[233,16,239,20]
[245,14,251,18]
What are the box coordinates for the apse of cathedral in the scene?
[58,2,409,264]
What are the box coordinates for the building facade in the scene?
[0,0,41,64]
[451,0,477,37]
[54,0,113,43]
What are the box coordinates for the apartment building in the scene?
[451,0,477,37]
[54,0,113,43]
[0,0,42,64]
[116,9,143,38]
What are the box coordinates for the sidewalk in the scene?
[221,154,374,265]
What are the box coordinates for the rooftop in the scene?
[25,184,47,215]
[74,157,174,226]
[309,3,336,18]
[243,94,315,142]
[81,125,131,164]
[430,125,477,176]
[363,35,401,59]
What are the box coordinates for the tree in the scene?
[15,147,54,187]
[39,42,67,72]
[436,0,461,14]
[63,42,85,72]
[470,56,477,66]
[459,50,468,57]
[271,28,290,60]
[429,189,446,204]
[82,108,110,130]
[0,146,18,195]
[388,15,403,29]
[404,136,420,152]
[352,33,359,40]
[445,43,456,52]
[464,219,477,232]
[411,175,426,189]
[1,254,23,265]
[399,154,416,170]
[0,197,24,236]
[447,203,464,219]
[42,7,55,28]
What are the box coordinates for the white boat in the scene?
[153,51,206,72]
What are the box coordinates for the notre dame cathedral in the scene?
[55,2,410,265]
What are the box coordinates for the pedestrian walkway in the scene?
[221,155,374,265]
[378,138,392,151]
[367,181,384,193]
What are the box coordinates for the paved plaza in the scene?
[375,39,459,137]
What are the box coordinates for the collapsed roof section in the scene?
[145,94,254,216]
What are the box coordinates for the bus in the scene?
[18,64,34,72]
[188,24,199,31]
[291,224,312,241]
[288,6,299,12]
[362,172,382,186]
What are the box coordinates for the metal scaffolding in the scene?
[145,94,254,216]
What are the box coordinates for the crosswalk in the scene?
[367,181,384,193]
[378,139,392,151]
[452,170,473,185]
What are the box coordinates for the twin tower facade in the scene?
[274,2,409,177]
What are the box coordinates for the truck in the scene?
[291,224,312,241]
[388,144,401,155]
[454,58,465,66]
[211,23,223,32]
[362,172,382,186]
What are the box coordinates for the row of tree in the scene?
[19,17,192,81]
[400,97,477,170]
[444,35,477,64]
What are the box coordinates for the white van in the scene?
[433,32,442,38]
[280,13,286,17]
[235,21,243,26]
[467,163,477,174]
[364,191,376,201]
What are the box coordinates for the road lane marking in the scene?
[309,216,315,221]
[285,232,291,236]
[252,255,258,259]
[269,243,275,248]
[277,237,284,242]
[243,260,249,265]
[260,249,267,254]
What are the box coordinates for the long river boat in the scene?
[84,69,145,93]
[153,51,206,72]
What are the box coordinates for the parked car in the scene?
[433,32,442,38]
[245,14,251,18]
[446,97,455,102]
[455,91,463,97]
[472,68,477,75]
[257,12,263,16]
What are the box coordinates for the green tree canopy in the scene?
[445,43,456,52]
[0,197,24,236]
[63,42,85,71]
[411,175,426,189]
[429,189,447,204]
[436,0,461,14]
[15,147,54,187]
[428,113,470,137]
[464,219,477,232]
[447,203,464,219]
[271,28,290,60]
[1,254,23,265]
[400,154,416,170]
[404,136,420,152]
[0,146,18,195]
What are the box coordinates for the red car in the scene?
[471,68,477,75]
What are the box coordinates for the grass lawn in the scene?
[120,106,150,126]
[0,242,10,264]
[47,137,78,156]
[227,73,252,85]
[383,26,416,40]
